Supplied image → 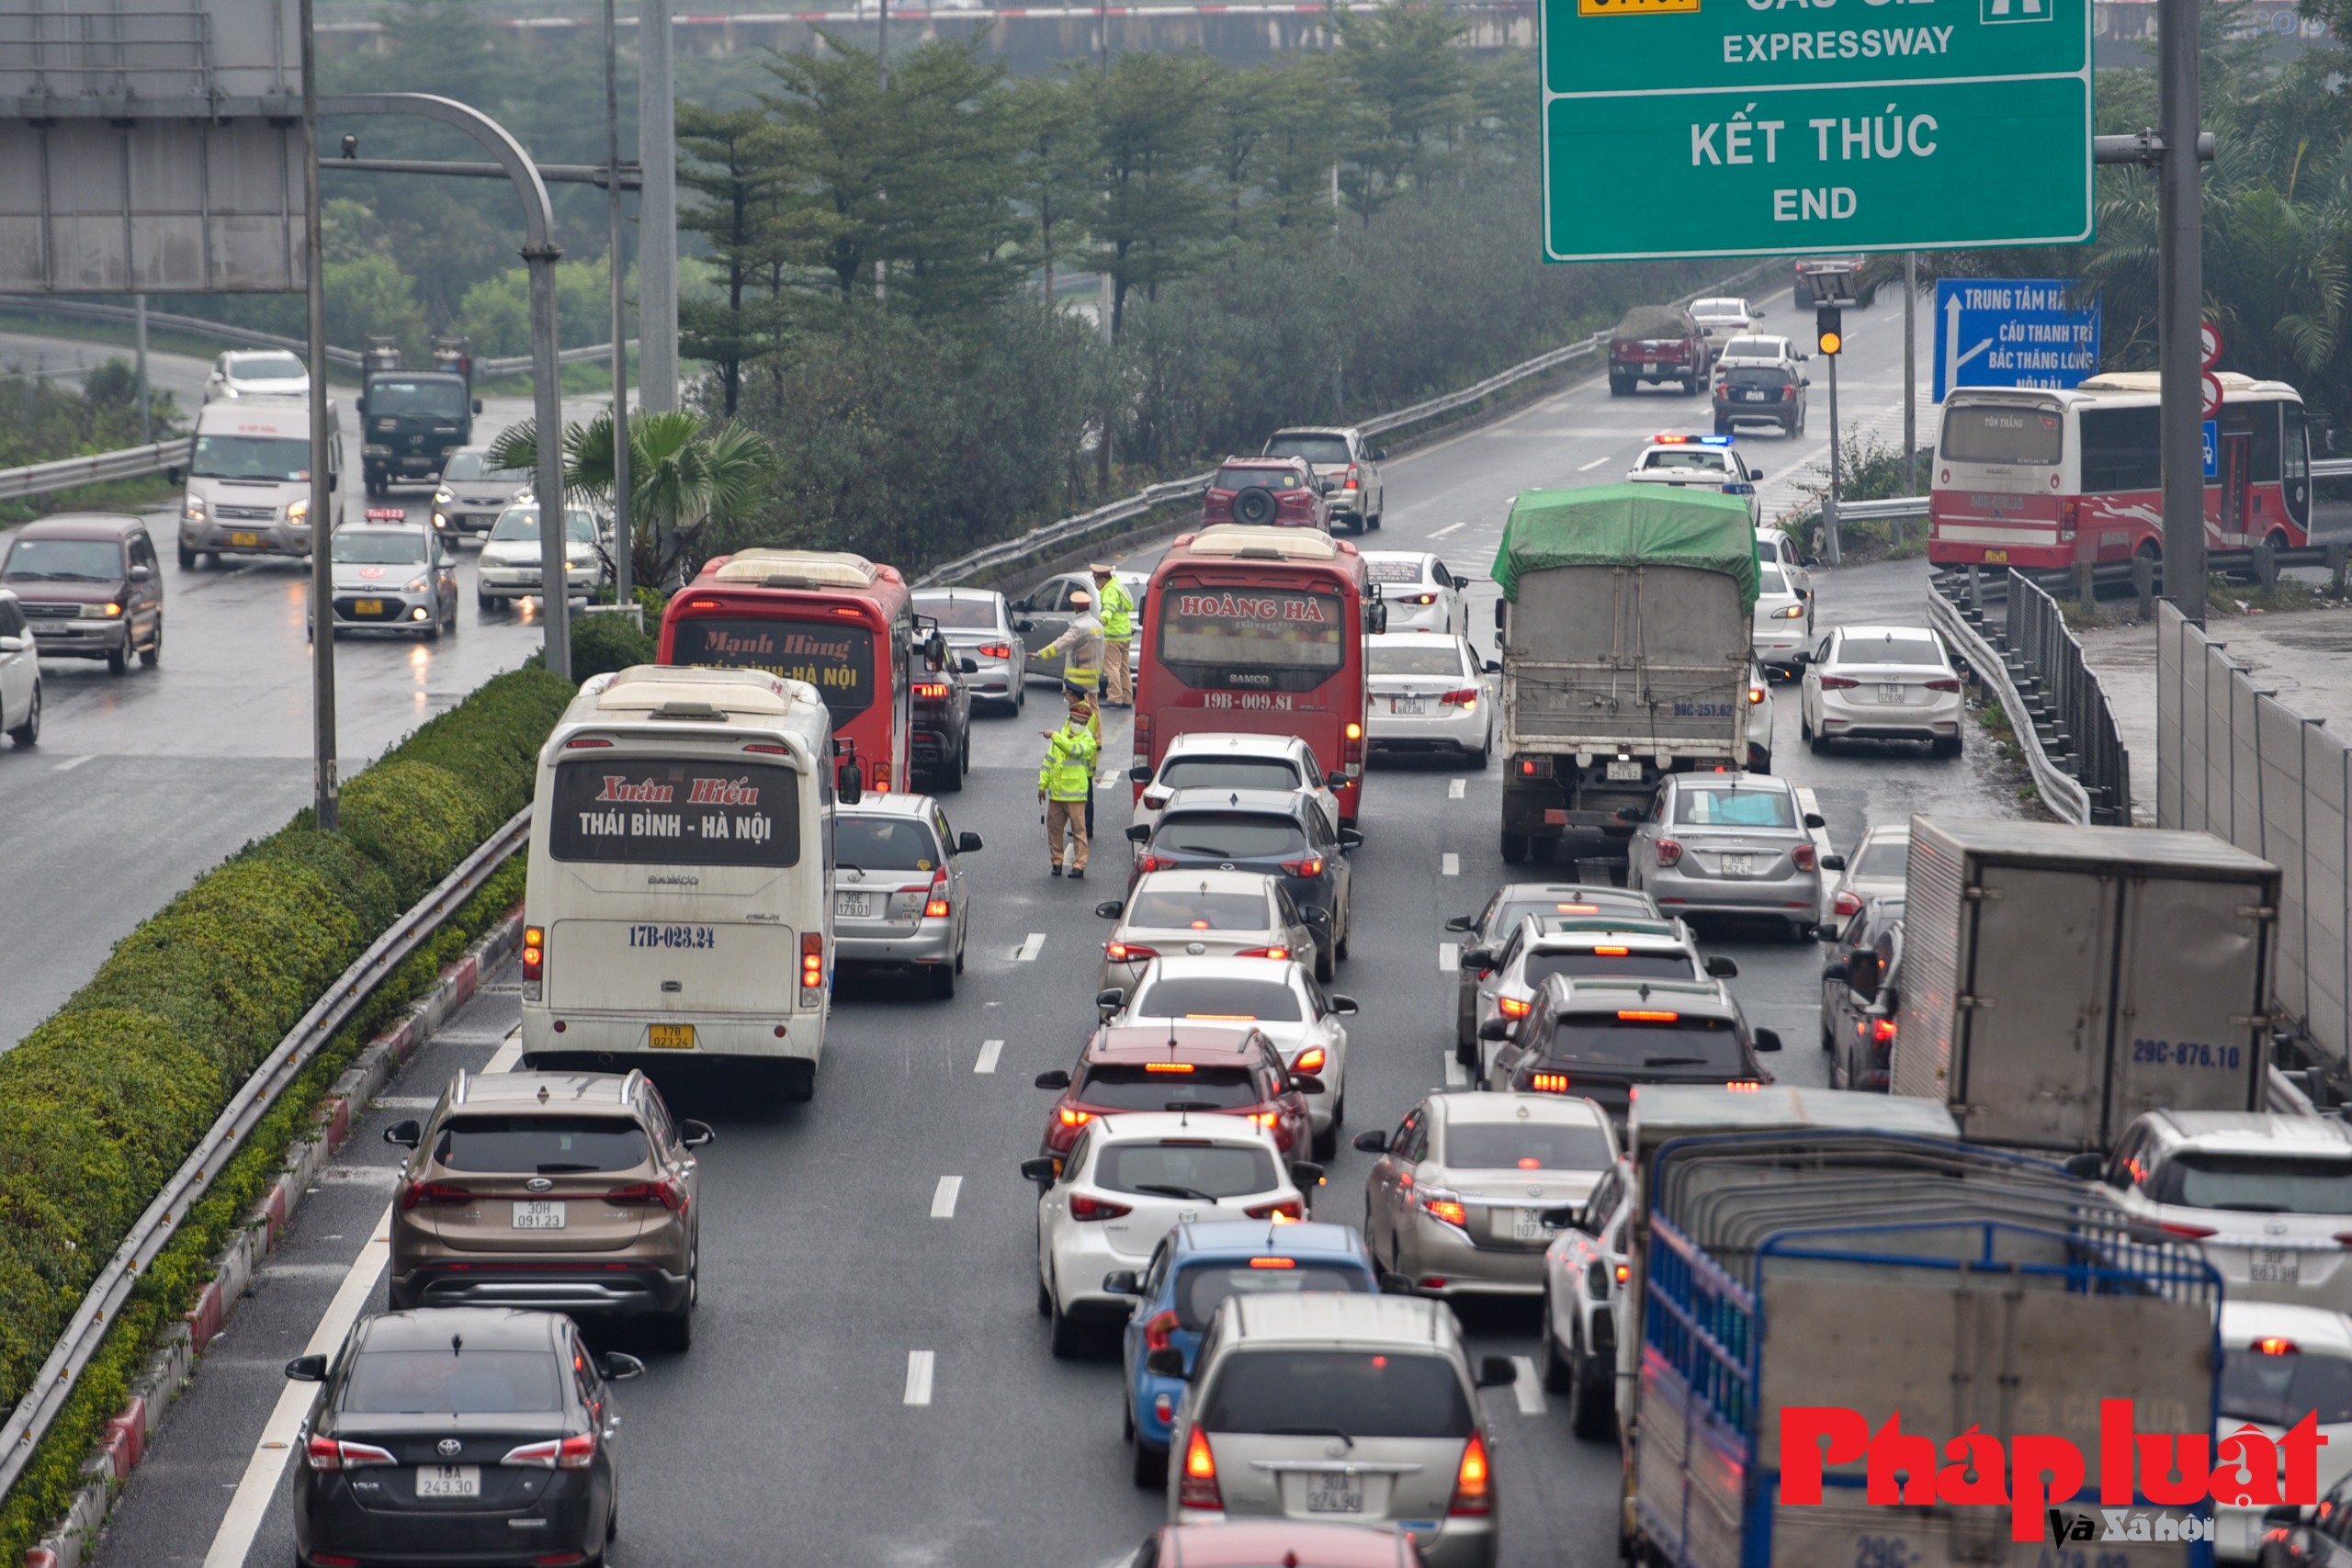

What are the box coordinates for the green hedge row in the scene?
[0,667,571,1562]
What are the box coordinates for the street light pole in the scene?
[605,0,633,616]
[2158,0,2207,624]
[299,0,338,829]
[133,292,151,446]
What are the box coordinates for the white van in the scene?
[175,395,344,569]
[520,665,839,1101]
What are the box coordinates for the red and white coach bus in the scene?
[1929,372,2312,570]
[1134,525,1378,826]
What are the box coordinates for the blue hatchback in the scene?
[1105,1219,1393,1486]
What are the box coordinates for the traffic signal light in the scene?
[1816,306,1843,356]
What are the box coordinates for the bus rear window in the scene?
[1941,405,2063,466]
[548,759,800,867]
[1159,585,1346,682]
[670,616,876,722]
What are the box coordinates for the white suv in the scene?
[0,590,39,747]
[1130,732,1342,844]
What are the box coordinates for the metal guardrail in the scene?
[2312,457,2352,479]
[913,258,1780,589]
[1927,570,2112,824]
[1829,495,1929,524]
[0,807,532,1503]
[0,436,193,502]
[1999,570,2132,823]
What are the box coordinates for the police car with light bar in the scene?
[1625,434,1762,527]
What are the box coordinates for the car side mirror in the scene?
[1289,1073,1327,1096]
[1353,1131,1389,1154]
[1802,812,1826,830]
[1288,1160,1325,1189]
[1145,1347,1188,1379]
[1476,1355,1519,1389]
[1374,447,1388,461]
[284,1354,328,1382]
[1800,556,1820,569]
[1095,901,1125,920]
[384,1119,422,1148]
[1703,955,1738,979]
[0,637,19,654]
[1478,1018,1516,1042]
[327,470,338,492]
[1378,1271,1415,1295]
[1542,1205,1580,1230]
[598,1350,646,1380]
[1494,600,1507,630]
[1483,659,1501,674]
[1096,987,1125,1011]
[127,563,152,583]
[165,466,184,485]
[1807,924,1842,942]
[1461,947,1495,971]
[1748,468,1766,480]
[1819,853,1847,872]
[356,395,368,414]
[1328,995,1359,1016]
[2064,1152,2106,1181]
[1339,829,1364,851]
[1614,807,1645,825]
[1790,651,1810,667]
[836,758,864,807]
[1443,915,1474,933]
[1326,770,1348,789]
[1801,376,1813,386]
[1122,765,1153,788]
[1849,953,1882,1001]
[1007,599,1028,613]
[1822,962,1851,984]
[680,1120,716,1148]
[1015,618,1035,633]
[957,831,984,854]
[1301,906,1331,928]
[1125,824,1152,844]
[1035,1068,1072,1090]
[1020,1156,1058,1185]
[1753,1027,1784,1053]
[1102,1269,1142,1295]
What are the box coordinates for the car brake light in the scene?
[1556,903,1599,913]
[1245,1197,1304,1222]
[1819,675,1860,690]
[1145,1308,1181,1351]
[1246,1111,1280,1128]
[1833,890,1862,918]
[523,926,544,983]
[2159,1222,2218,1239]
[1249,1256,1296,1269]
[1619,1010,1680,1021]
[1440,687,1478,706]
[1280,857,1325,878]
[1450,1432,1492,1516]
[1069,1193,1133,1222]
[307,1435,397,1471]
[871,761,891,793]
[1498,997,1531,1019]
[501,1431,598,1470]
[1233,946,1290,960]
[1615,1262,1631,1284]
[1871,1018,1898,1043]
[1926,677,1962,692]
[604,1177,688,1212]
[1105,942,1160,962]
[1344,466,1360,490]
[802,931,823,990]
[2255,1337,2301,1356]
[1420,1190,1469,1229]
[1591,945,1630,956]
[1782,384,1796,401]
[2059,498,2080,539]
[914,682,948,698]
[1180,1427,1222,1510]
[1792,843,1817,872]
[400,1180,471,1210]
[563,737,613,749]
[1294,1046,1326,1074]
[1748,685,1766,704]
[1530,1073,1571,1093]
[1133,712,1151,762]
[923,869,950,919]
[978,643,1012,659]
[1145,1062,1196,1074]
[1136,854,1173,874]
[1057,1108,1092,1128]
[1656,839,1682,867]
[1344,722,1364,770]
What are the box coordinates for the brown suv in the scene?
[1607,305,1714,398]
[383,1069,713,1349]
[0,513,164,674]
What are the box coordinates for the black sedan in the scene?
[287,1306,641,1568]
[911,627,974,794]
[1126,784,1359,982]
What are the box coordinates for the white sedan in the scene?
[1022,1113,1314,1357]
[475,502,606,608]
[1798,625,1965,758]
[1364,632,1494,768]
[2208,1302,2352,1560]
[1749,560,1811,676]
[1107,955,1354,1157]
[1824,821,1909,922]
[1361,550,1469,637]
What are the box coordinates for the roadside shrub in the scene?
[568,613,657,682]
[243,822,403,937]
[338,760,493,908]
[384,668,571,823]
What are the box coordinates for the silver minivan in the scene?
[175,396,343,568]
[831,794,983,998]
[1160,1292,1512,1567]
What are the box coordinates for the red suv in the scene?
[1200,459,1330,530]
[1031,1023,1315,1160]
[1607,305,1714,398]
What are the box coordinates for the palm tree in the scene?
[491,410,779,592]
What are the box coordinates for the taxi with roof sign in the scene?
[1625,434,1762,526]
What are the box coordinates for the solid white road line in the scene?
[974,1039,1004,1075]
[1448,778,1466,800]
[52,755,92,772]
[486,1028,524,1073]
[1510,1356,1548,1416]
[1577,456,1610,472]
[1428,522,1465,538]
[1441,853,1459,877]
[1015,932,1046,962]
[201,1202,395,1568]
[1438,942,1460,973]
[930,1176,962,1219]
[1443,1055,1467,1089]
[903,1350,935,1406]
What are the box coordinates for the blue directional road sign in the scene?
[1932,279,2101,402]
[2203,420,2218,479]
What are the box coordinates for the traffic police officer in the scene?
[1037,703,1098,877]
[1091,563,1136,707]
[1035,589,1104,699]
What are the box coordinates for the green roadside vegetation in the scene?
[0,667,574,1562]
[0,361,186,525]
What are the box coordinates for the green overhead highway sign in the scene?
[1542,0,2093,261]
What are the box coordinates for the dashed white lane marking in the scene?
[312,1167,399,1188]
[974,1039,1004,1074]
[1441,853,1460,877]
[53,755,92,772]
[486,1028,525,1073]
[931,1176,962,1218]
[1511,1356,1548,1416]
[1449,778,1466,800]
[1438,942,1460,973]
[1444,1055,1468,1089]
[904,1350,936,1405]
[1577,456,1610,472]
[1016,932,1046,962]
[1428,521,1465,538]
[373,1097,436,1111]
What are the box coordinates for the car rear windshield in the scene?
[1159,758,1302,793]
[1262,434,1352,466]
[489,508,600,545]
[1545,1014,1747,1071]
[226,352,306,380]
[1757,539,1783,562]
[1128,891,1270,931]
[433,1115,650,1174]
[547,759,801,868]
[1201,1350,1474,1438]
[334,532,428,565]
[368,377,469,418]
[1080,1064,1263,1111]
[1365,559,1430,585]
[1175,1263,1370,1332]
[342,1350,566,1416]
[835,816,943,872]
[1837,635,1945,669]
[2221,1347,2352,1427]
[1642,450,1727,472]
[1722,338,1780,359]
[1215,466,1306,492]
[1757,566,1790,595]
[1370,645,1464,676]
[1942,403,2064,466]
[1499,897,1654,932]
[1853,840,1910,878]
[1527,952,1696,986]
[1673,788,1794,828]
[1095,1142,1279,1200]
[1132,977,1303,1023]
[911,596,999,628]
[441,453,527,482]
[3,538,121,581]
[2152,1153,2352,1213]
[1444,1121,1615,1171]
[1153,813,1308,861]
[191,434,310,481]
[1724,366,1792,389]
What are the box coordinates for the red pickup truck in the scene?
[1607,305,1713,398]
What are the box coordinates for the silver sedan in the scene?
[831,795,983,998]
[1092,870,1320,1003]
[1106,955,1354,1157]
[1623,773,1836,941]
[910,586,1029,713]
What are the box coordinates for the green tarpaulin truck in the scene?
[1489,484,1759,864]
